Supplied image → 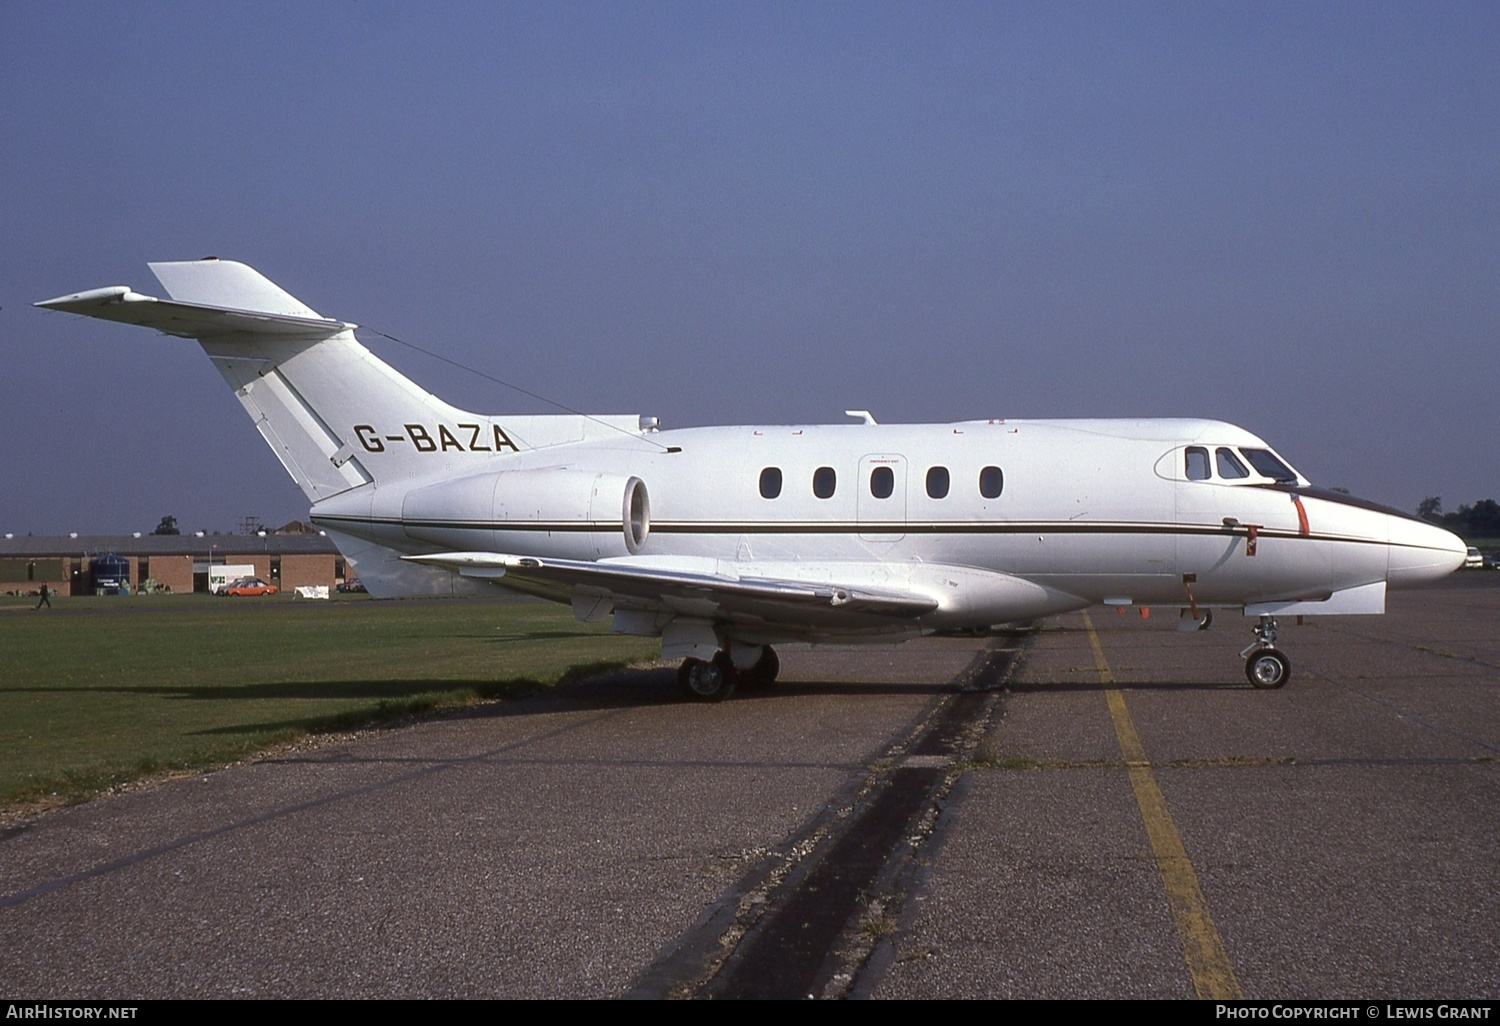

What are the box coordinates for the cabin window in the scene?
[759,467,783,499]
[1216,447,1250,479]
[813,466,837,499]
[979,465,1004,499]
[1239,448,1297,482]
[1185,446,1210,481]
[869,466,894,499]
[926,466,950,499]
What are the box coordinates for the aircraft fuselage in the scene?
[308,416,1462,635]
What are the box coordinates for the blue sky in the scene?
[4,1,1496,534]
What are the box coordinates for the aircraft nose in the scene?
[1386,516,1467,587]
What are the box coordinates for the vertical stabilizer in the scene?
[143,260,497,500]
[38,260,645,505]
[149,258,324,317]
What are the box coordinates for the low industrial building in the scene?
[0,529,346,596]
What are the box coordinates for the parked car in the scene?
[1464,547,1483,569]
[224,577,278,596]
[337,577,367,593]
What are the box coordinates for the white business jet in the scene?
[38,260,1467,698]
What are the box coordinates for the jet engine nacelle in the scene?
[401,467,650,558]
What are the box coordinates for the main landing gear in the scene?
[676,646,780,703]
[1239,615,1291,689]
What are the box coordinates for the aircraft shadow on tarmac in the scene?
[10,665,1249,750]
[494,666,955,714]
[1008,678,1258,693]
[195,668,958,734]
[14,667,953,740]
[8,678,547,703]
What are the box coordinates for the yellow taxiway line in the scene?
[1082,610,1242,1000]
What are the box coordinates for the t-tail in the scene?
[37,259,643,593]
[37,259,640,498]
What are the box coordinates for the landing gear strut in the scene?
[677,645,780,702]
[1239,615,1291,689]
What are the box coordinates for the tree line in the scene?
[1418,497,1500,539]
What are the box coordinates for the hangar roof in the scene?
[0,534,340,557]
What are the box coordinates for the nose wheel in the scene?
[1244,647,1290,688]
[1240,615,1291,689]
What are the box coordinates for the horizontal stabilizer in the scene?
[36,285,349,339]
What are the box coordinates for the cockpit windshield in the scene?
[1180,444,1303,484]
[1239,448,1298,482]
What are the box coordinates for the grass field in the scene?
[0,593,659,813]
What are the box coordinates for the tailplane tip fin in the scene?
[149,258,324,318]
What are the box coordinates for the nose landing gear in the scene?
[1239,615,1290,688]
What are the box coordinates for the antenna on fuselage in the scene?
[844,410,878,425]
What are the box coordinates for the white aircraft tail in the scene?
[38,259,641,503]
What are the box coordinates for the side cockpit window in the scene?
[1216,447,1250,479]
[1185,446,1210,481]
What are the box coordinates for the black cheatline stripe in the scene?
[311,513,1434,550]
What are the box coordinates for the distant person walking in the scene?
[35,583,51,609]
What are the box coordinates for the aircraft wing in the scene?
[403,551,941,623]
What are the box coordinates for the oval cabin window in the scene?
[813,466,837,499]
[926,466,950,499]
[759,467,783,499]
[979,466,1004,499]
[870,466,894,499]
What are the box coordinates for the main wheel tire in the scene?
[678,657,736,702]
[739,646,781,690]
[1245,647,1291,689]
